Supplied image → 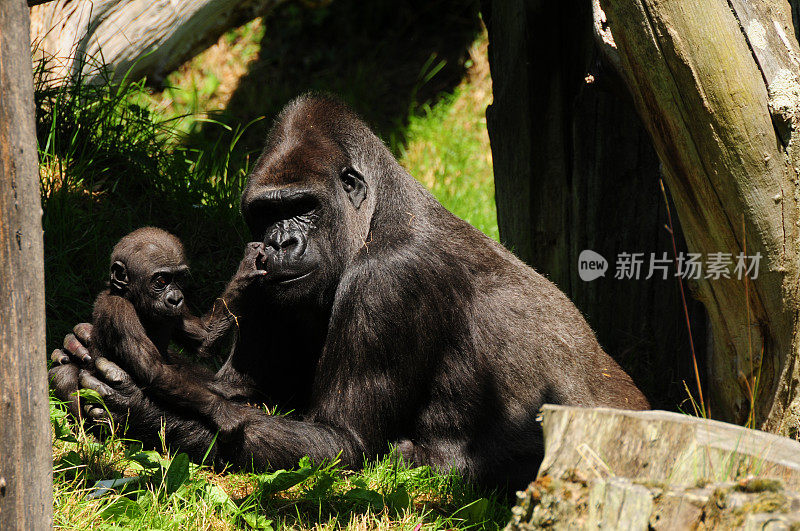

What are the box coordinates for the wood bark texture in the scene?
[481,0,706,408]
[29,0,280,84]
[601,0,800,433]
[0,0,52,529]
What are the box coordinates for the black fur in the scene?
[55,95,648,490]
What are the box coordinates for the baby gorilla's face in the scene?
[136,264,189,320]
[110,227,191,323]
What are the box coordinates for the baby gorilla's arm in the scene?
[95,295,247,435]
[181,242,267,359]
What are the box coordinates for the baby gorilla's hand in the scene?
[233,242,268,285]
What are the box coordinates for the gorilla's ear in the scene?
[340,167,367,208]
[110,260,129,292]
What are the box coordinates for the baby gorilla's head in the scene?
[109,227,189,321]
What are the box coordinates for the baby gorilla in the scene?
[52,227,265,435]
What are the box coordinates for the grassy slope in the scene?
[146,14,497,241]
[46,5,502,530]
[399,34,497,241]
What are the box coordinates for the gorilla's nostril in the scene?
[266,232,301,253]
[280,236,299,249]
[167,293,183,307]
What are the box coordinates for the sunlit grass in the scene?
[51,397,507,530]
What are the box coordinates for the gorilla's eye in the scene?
[245,193,321,237]
[152,274,169,291]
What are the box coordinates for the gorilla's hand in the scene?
[77,357,145,426]
[49,323,95,418]
[49,324,144,426]
[210,242,267,321]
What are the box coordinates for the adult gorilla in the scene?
[54,94,648,489]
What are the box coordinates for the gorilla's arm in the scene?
[82,358,366,469]
[74,256,432,470]
[102,299,251,435]
[174,309,233,361]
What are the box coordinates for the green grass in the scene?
[398,33,497,240]
[41,3,500,528]
[400,93,497,240]
[51,397,508,530]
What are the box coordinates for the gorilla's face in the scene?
[109,228,190,323]
[241,131,369,308]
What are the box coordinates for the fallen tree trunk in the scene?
[599,0,800,434]
[29,0,281,84]
[507,406,800,530]
[538,405,800,488]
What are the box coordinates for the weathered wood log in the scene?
[507,474,800,530]
[0,0,52,529]
[538,405,800,488]
[29,0,281,84]
[598,0,800,432]
[506,406,800,530]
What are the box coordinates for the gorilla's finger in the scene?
[94,357,131,386]
[87,407,108,420]
[73,323,93,345]
[63,333,91,363]
[49,365,82,417]
[79,370,114,398]
[49,363,78,387]
[83,403,108,419]
[51,349,70,365]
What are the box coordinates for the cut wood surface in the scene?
[538,405,800,488]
